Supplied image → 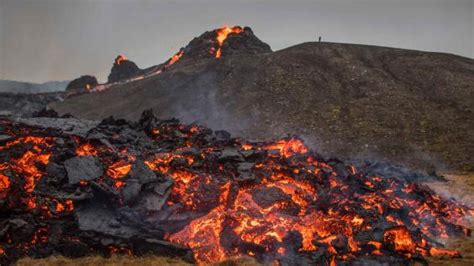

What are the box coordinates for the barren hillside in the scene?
[51,42,474,172]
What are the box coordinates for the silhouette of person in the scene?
[318,36,322,42]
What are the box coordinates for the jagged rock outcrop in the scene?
[65,75,98,98]
[107,55,143,83]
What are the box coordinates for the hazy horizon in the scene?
[1,0,473,83]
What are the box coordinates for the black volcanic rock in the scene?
[107,55,143,83]
[65,75,98,98]
[64,156,104,184]
[0,112,470,265]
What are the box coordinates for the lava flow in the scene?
[141,114,472,264]
[0,113,472,265]
[166,50,184,67]
[215,26,244,58]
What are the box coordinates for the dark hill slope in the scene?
[51,42,474,172]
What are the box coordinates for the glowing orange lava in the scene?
[166,50,184,67]
[429,247,461,257]
[215,26,243,58]
[0,173,10,195]
[115,54,127,65]
[75,143,97,156]
[0,119,471,265]
[383,226,416,253]
[106,161,132,188]
[264,138,309,157]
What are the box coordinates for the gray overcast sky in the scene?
[1,0,473,83]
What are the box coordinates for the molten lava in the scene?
[0,123,76,258]
[0,116,471,265]
[0,173,9,189]
[75,143,97,156]
[166,50,184,67]
[106,161,132,188]
[429,247,461,257]
[142,127,470,264]
[262,138,308,157]
[383,226,416,254]
[215,26,244,58]
[0,172,9,197]
[115,54,127,65]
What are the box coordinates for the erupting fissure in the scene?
[0,114,472,265]
[215,26,244,58]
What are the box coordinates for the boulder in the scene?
[64,156,103,185]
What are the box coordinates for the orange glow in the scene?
[169,182,231,262]
[115,54,127,65]
[383,226,416,253]
[351,216,364,226]
[5,136,52,193]
[215,26,243,58]
[0,118,471,265]
[75,143,97,156]
[429,247,461,257]
[368,240,382,249]
[56,201,65,212]
[264,138,308,157]
[107,161,132,188]
[241,143,253,150]
[0,173,10,192]
[64,199,74,212]
[107,161,132,179]
[166,50,184,67]
[277,247,286,255]
[189,125,200,133]
[147,131,468,263]
[151,128,160,135]
[31,227,49,245]
[54,199,74,213]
